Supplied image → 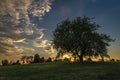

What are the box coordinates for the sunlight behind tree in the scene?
[53,16,114,62]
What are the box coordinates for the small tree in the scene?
[2,59,8,66]
[46,57,52,62]
[26,56,31,63]
[12,60,21,65]
[40,57,45,63]
[111,58,115,62]
[26,56,34,63]
[33,54,40,63]
[21,56,27,64]
[16,60,20,65]
[29,56,33,62]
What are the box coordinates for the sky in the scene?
[0,0,120,61]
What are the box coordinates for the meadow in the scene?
[0,62,120,80]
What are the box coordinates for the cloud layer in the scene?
[0,0,54,58]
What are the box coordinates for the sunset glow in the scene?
[0,0,120,64]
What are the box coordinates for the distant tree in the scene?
[21,56,27,64]
[25,56,34,63]
[29,56,33,62]
[40,57,45,63]
[46,57,52,62]
[16,60,21,64]
[9,61,13,65]
[33,54,40,63]
[26,56,30,63]
[116,59,120,62]
[53,16,114,62]
[2,59,8,66]
[20,56,34,64]
[12,60,21,65]
[110,58,115,62]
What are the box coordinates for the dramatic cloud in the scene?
[34,40,51,48]
[0,0,53,24]
[34,40,57,57]
[0,0,54,59]
[0,0,53,40]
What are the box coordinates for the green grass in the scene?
[0,62,120,80]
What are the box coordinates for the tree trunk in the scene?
[79,54,83,62]
[75,50,84,62]
[100,55,104,62]
[79,49,85,62]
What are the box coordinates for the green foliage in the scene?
[53,16,113,62]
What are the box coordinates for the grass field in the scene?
[0,62,120,80]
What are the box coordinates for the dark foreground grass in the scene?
[0,62,120,80]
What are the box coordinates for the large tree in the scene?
[53,16,113,62]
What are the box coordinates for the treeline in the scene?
[1,54,57,66]
[1,54,120,66]
[2,60,20,66]
[33,54,52,63]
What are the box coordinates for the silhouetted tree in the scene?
[12,60,21,65]
[16,60,20,64]
[40,57,45,63]
[2,59,8,66]
[116,59,120,62]
[111,58,115,62]
[26,56,29,63]
[25,56,34,63]
[21,56,27,64]
[33,54,40,63]
[29,56,33,62]
[53,16,113,62]
[46,57,52,62]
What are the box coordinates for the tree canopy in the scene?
[53,16,113,62]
